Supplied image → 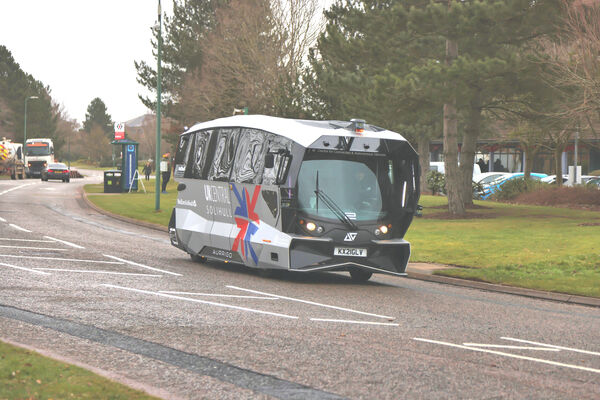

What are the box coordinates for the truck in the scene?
[24,138,54,178]
[0,138,25,179]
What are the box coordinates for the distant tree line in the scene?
[134,0,600,216]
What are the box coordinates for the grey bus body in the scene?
[169,115,420,281]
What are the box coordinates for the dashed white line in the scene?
[0,262,51,275]
[159,291,279,300]
[0,217,6,222]
[0,245,68,251]
[311,318,399,326]
[34,268,162,277]
[502,337,600,357]
[8,224,31,233]
[462,344,559,352]
[227,285,395,320]
[44,236,85,249]
[102,284,298,319]
[103,254,182,276]
[0,254,123,264]
[0,238,54,243]
[0,182,37,196]
[413,338,600,374]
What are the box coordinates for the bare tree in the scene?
[175,0,323,123]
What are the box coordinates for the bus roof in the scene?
[184,115,408,148]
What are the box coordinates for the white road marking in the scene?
[462,344,559,352]
[0,262,51,275]
[0,182,37,196]
[311,318,399,326]
[502,337,600,357]
[227,285,395,320]
[34,268,162,277]
[413,338,600,375]
[159,291,278,300]
[102,284,298,319]
[0,217,6,222]
[44,236,85,249]
[103,254,182,276]
[0,245,68,251]
[0,238,54,243]
[0,254,123,264]
[8,224,31,233]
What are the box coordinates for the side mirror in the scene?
[265,153,275,169]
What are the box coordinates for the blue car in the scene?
[479,172,547,199]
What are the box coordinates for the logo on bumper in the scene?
[344,232,357,241]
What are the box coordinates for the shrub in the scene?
[493,178,545,200]
[426,171,446,195]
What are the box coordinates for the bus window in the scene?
[174,133,194,179]
[232,128,267,184]
[192,130,212,179]
[262,134,292,186]
[208,128,240,181]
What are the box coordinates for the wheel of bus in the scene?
[190,253,207,263]
[349,267,372,282]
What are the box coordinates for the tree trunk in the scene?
[523,145,533,179]
[417,135,430,194]
[443,36,465,215]
[554,146,564,187]
[459,96,481,206]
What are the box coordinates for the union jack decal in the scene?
[231,184,261,265]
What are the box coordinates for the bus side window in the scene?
[207,128,240,181]
[232,128,267,184]
[262,134,292,186]
[174,133,194,179]
[192,129,212,179]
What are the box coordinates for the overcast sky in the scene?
[0,1,174,125]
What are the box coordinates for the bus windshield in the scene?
[25,144,51,156]
[297,153,395,222]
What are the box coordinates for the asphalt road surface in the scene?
[0,174,599,399]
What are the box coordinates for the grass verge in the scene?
[407,196,600,297]
[0,340,157,400]
[82,183,600,298]
[84,178,177,226]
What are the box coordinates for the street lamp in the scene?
[24,95,39,177]
[155,0,162,211]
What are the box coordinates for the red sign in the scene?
[114,122,125,140]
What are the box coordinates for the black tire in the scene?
[10,173,16,180]
[349,268,373,282]
[18,173,24,179]
[190,253,207,263]
[66,178,70,183]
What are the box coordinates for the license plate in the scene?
[334,247,367,257]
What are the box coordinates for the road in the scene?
[0,174,599,399]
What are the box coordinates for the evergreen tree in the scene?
[83,98,113,138]
[0,45,57,143]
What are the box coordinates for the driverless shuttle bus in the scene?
[169,115,420,281]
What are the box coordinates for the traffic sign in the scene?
[114,122,125,140]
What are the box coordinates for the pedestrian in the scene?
[143,161,152,181]
[161,154,171,193]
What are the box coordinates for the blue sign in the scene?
[124,144,137,191]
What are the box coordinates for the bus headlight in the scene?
[375,225,389,236]
[306,222,316,231]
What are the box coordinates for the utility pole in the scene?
[155,0,162,211]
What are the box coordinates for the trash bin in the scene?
[104,170,122,193]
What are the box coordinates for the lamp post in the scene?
[24,95,39,177]
[155,0,162,211]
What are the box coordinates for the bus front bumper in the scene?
[289,237,410,276]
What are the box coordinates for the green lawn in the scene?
[0,340,157,400]
[407,196,600,297]
[85,178,177,226]
[83,185,600,298]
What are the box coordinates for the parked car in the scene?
[585,177,600,188]
[475,172,511,185]
[542,174,596,186]
[430,161,482,179]
[479,172,547,199]
[41,162,70,182]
